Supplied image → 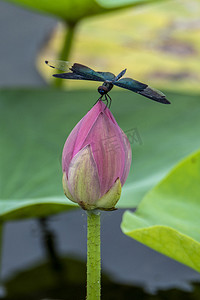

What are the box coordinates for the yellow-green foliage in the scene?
[38,1,200,93]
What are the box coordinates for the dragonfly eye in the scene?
[98,86,107,95]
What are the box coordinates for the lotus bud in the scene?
[62,101,132,210]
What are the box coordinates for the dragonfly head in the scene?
[98,85,108,96]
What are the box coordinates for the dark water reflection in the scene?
[2,257,200,300]
[1,210,200,299]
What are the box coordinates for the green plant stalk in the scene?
[0,224,3,284]
[87,211,101,300]
[54,21,77,88]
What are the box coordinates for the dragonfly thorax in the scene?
[98,81,113,96]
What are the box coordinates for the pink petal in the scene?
[62,101,105,174]
[62,100,132,198]
[81,112,126,196]
[119,129,132,186]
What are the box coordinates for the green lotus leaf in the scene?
[1,89,200,220]
[121,150,200,272]
[3,0,165,22]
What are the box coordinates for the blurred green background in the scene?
[1,0,200,299]
[39,1,200,93]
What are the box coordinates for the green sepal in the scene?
[62,172,76,203]
[96,178,121,211]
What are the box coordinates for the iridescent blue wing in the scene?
[96,72,115,81]
[114,68,127,81]
[70,63,106,81]
[53,71,115,82]
[113,77,147,92]
[53,72,101,81]
[45,60,107,82]
[113,77,170,104]
[71,64,116,82]
[137,86,170,104]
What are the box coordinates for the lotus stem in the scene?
[0,224,3,285]
[54,21,77,88]
[87,210,101,300]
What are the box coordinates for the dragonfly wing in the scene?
[114,78,170,104]
[96,72,115,81]
[53,72,102,81]
[113,77,147,92]
[71,63,105,81]
[45,60,72,72]
[46,61,105,82]
[114,68,127,81]
[137,86,170,104]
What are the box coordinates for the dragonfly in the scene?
[45,60,170,107]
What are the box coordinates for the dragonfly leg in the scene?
[107,94,112,108]
[93,95,102,106]
[104,95,109,109]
